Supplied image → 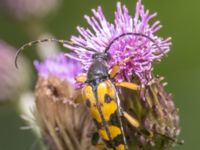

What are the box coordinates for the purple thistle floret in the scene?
[34,53,82,86]
[64,0,171,85]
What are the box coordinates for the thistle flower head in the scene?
[65,0,171,85]
[32,53,99,150]
[34,53,82,86]
[120,76,181,149]
[0,40,31,102]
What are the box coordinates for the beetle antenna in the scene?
[104,32,162,54]
[154,131,184,145]
[15,38,96,68]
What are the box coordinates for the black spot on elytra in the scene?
[104,94,112,103]
[103,134,124,149]
[103,139,115,148]
[85,99,91,107]
[112,134,124,146]
[109,111,120,126]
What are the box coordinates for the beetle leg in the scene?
[109,58,131,79]
[115,82,142,91]
[75,74,87,83]
[109,64,120,79]
[121,110,140,128]
[121,110,154,138]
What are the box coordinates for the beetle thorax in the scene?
[87,53,109,83]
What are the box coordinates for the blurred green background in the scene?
[0,0,199,149]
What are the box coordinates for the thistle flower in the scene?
[0,41,31,102]
[63,0,180,149]
[34,53,82,86]
[0,0,61,20]
[33,53,100,150]
[64,0,171,86]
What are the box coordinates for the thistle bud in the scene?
[120,76,181,150]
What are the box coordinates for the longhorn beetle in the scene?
[15,32,179,150]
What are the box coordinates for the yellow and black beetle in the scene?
[71,32,164,150]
